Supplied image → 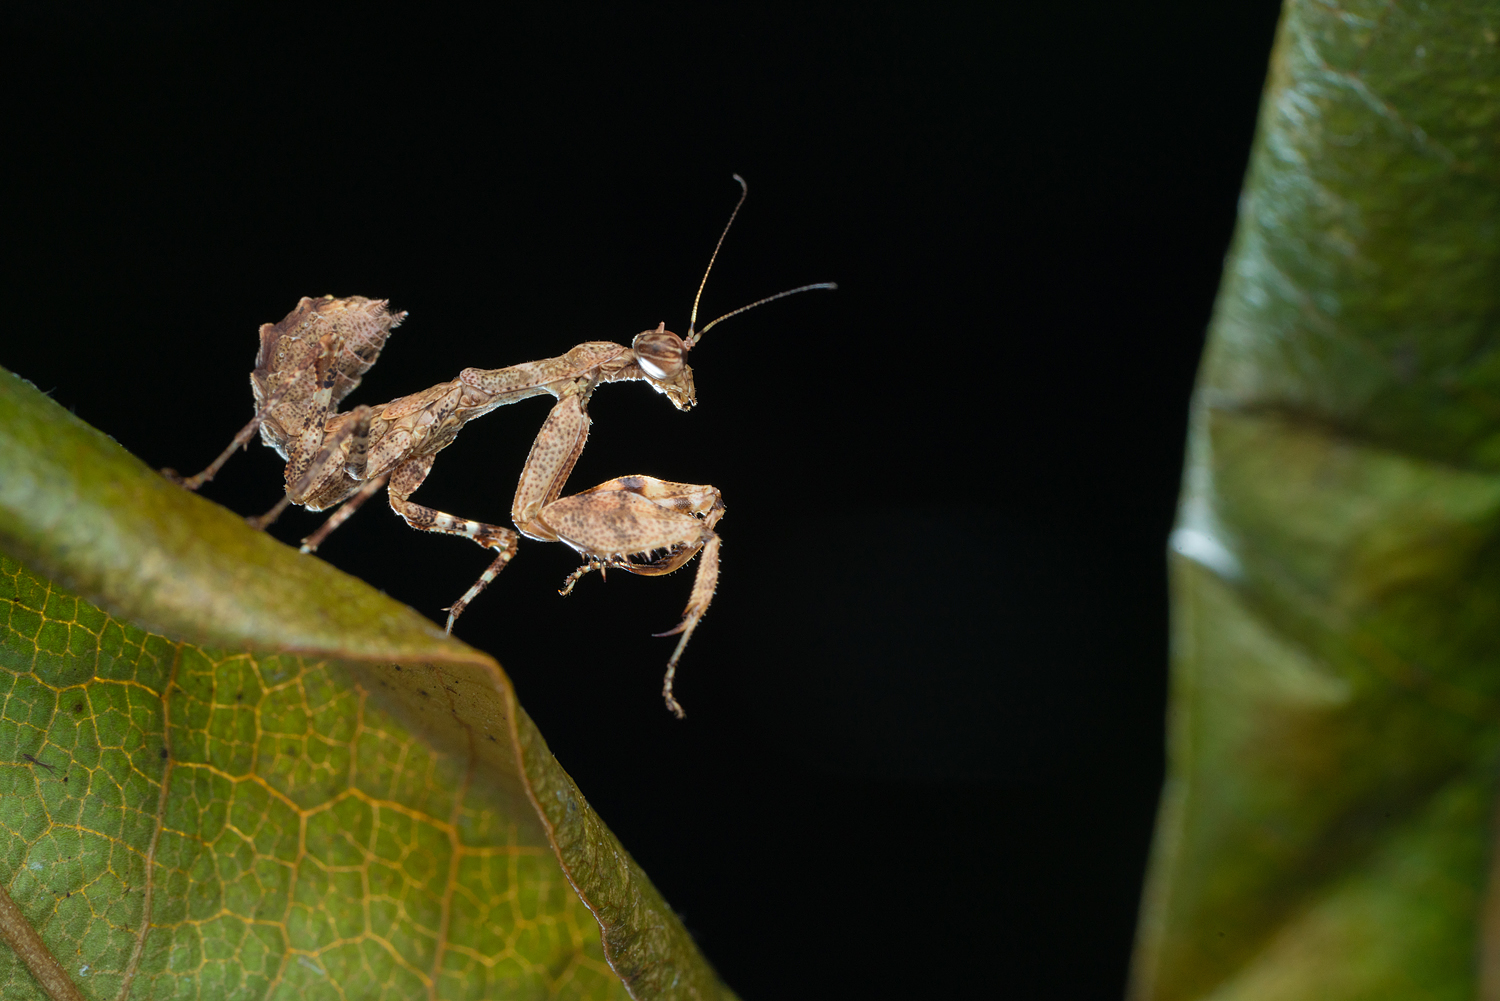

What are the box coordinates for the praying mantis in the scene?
[170,176,834,715]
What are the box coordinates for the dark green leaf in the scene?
[1132,2,1500,999]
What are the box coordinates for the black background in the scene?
[5,5,1281,998]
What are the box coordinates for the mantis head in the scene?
[632,323,696,410]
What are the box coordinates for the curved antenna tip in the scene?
[690,282,839,345]
[687,176,753,340]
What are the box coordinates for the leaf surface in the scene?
[1131,1,1500,999]
[0,368,736,1000]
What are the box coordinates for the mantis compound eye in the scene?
[632,328,687,381]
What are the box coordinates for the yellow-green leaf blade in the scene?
[0,367,737,999]
[0,555,623,999]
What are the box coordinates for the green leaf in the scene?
[1131,1,1500,999]
[0,367,738,1000]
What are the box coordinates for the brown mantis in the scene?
[171,176,833,715]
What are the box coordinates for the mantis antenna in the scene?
[692,283,839,345]
[684,174,837,348]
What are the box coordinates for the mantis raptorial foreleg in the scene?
[542,475,725,718]
[439,360,724,715]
